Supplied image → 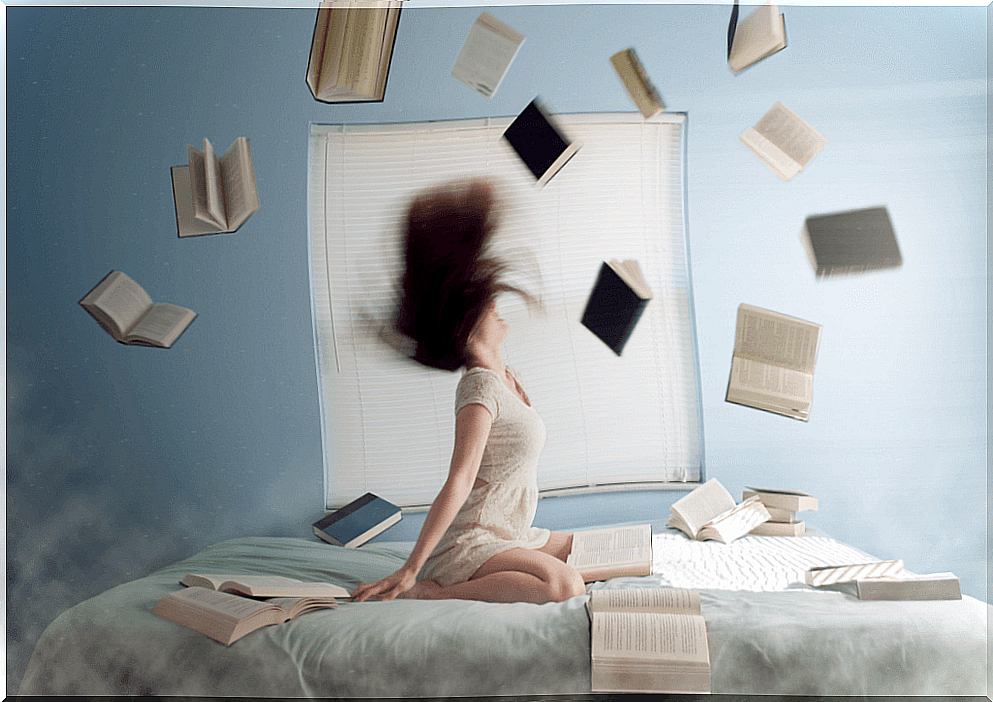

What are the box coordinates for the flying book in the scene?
[171,137,260,237]
[450,12,524,99]
[313,492,402,548]
[802,206,902,279]
[725,304,822,421]
[153,586,341,646]
[580,260,653,355]
[306,0,402,103]
[79,270,197,349]
[667,478,771,544]
[739,102,827,182]
[502,99,583,187]
[610,48,665,118]
[566,523,653,582]
[728,2,787,74]
[589,587,710,693]
[179,574,351,599]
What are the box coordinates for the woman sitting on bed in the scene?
[352,180,588,605]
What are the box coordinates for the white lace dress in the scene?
[418,366,550,587]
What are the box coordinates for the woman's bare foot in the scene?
[399,579,444,600]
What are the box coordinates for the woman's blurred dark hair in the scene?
[395,179,533,371]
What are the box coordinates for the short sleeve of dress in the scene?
[455,368,500,421]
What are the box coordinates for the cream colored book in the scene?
[180,573,350,599]
[153,586,340,645]
[743,486,818,513]
[728,2,787,74]
[610,48,665,118]
[589,587,710,693]
[749,520,805,537]
[451,12,524,98]
[567,523,652,581]
[171,137,260,236]
[739,102,827,182]
[667,478,771,544]
[79,270,197,349]
[725,304,822,421]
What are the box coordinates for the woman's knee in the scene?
[547,566,586,602]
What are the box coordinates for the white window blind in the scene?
[308,113,704,509]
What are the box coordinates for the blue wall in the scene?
[6,3,987,693]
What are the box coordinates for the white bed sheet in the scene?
[18,532,991,697]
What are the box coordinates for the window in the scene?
[308,113,703,508]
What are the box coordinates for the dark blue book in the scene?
[581,260,653,355]
[312,493,402,548]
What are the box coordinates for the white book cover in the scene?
[451,12,524,98]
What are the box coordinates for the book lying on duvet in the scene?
[805,561,962,600]
[589,587,710,693]
[566,523,652,581]
[153,586,341,645]
[667,478,771,543]
[180,573,350,599]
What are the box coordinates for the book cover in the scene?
[313,492,402,548]
[802,206,902,279]
[581,260,652,355]
[502,99,582,186]
[450,12,524,98]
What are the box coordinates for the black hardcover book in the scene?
[502,99,582,186]
[580,260,653,355]
[313,493,402,548]
[803,206,902,279]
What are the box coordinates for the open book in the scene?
[580,260,653,355]
[450,12,524,99]
[666,478,770,544]
[739,102,827,182]
[306,0,402,103]
[79,270,197,349]
[171,137,260,237]
[153,586,341,645]
[589,587,710,693]
[566,524,653,581]
[725,304,822,421]
[180,574,350,599]
[728,2,787,73]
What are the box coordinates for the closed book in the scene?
[802,206,902,279]
[502,99,582,186]
[743,487,818,513]
[581,260,652,355]
[610,48,665,118]
[313,493,401,548]
[749,520,805,537]
[855,573,961,601]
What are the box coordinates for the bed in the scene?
[18,529,990,697]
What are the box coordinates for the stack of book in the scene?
[743,486,817,536]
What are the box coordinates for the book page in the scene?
[127,303,196,348]
[451,12,525,98]
[591,588,700,614]
[593,611,709,662]
[187,145,224,228]
[734,304,820,373]
[669,479,736,537]
[203,138,226,227]
[753,102,827,169]
[568,524,651,569]
[738,127,800,181]
[80,271,152,337]
[220,138,259,231]
[342,5,387,96]
[728,357,812,404]
[167,586,273,620]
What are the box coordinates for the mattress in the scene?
[18,531,991,697]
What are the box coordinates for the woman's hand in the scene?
[352,565,419,602]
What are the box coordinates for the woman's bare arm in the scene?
[351,403,492,601]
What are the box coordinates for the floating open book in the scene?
[171,137,260,237]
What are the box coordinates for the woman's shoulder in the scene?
[455,366,504,418]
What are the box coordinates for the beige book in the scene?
[743,486,818,512]
[567,523,652,581]
[79,271,197,349]
[180,573,350,599]
[306,1,402,103]
[171,137,260,237]
[589,587,710,693]
[728,2,787,74]
[749,520,805,537]
[725,304,822,421]
[739,102,827,181]
[450,12,524,99]
[153,586,340,646]
[610,48,665,118]
[666,478,771,544]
